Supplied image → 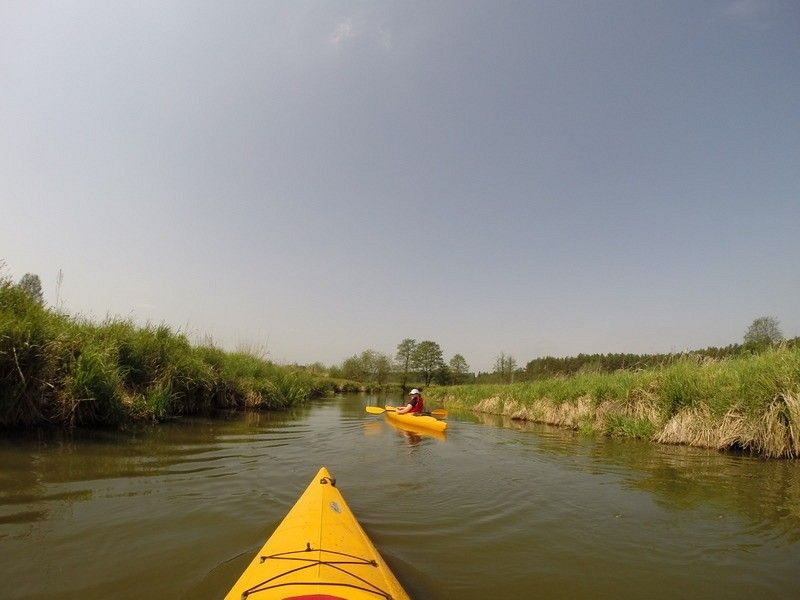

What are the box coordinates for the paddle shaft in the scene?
[365,406,447,418]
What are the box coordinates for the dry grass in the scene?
[655,394,800,458]
[428,349,800,458]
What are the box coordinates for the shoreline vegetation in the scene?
[0,277,377,428]
[426,346,800,458]
[4,267,799,460]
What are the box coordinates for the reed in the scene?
[0,279,324,427]
[426,348,800,458]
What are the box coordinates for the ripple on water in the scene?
[3,397,800,600]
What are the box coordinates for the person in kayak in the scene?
[396,388,424,414]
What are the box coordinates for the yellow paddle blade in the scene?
[430,409,448,418]
[365,406,387,414]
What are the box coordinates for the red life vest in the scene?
[409,395,424,413]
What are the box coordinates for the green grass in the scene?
[427,348,800,458]
[602,414,658,439]
[0,280,329,427]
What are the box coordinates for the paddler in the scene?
[396,388,424,414]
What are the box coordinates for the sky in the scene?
[1,1,798,371]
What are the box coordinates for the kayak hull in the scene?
[384,407,448,432]
[384,415,447,441]
[225,467,410,600]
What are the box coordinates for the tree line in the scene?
[477,317,795,383]
[326,339,472,388]
[300,315,795,389]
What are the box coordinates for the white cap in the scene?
[409,388,420,395]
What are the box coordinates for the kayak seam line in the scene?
[243,549,389,598]
[241,558,391,598]
[241,580,392,598]
[262,549,378,564]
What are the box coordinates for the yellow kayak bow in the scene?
[225,467,411,600]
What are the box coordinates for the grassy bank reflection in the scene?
[473,411,800,545]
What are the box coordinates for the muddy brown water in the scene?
[1,394,799,599]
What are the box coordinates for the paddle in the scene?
[365,406,448,418]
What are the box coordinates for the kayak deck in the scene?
[384,407,448,433]
[225,467,410,600]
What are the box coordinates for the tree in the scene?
[494,352,517,383]
[359,350,378,381]
[412,340,444,386]
[305,362,327,375]
[744,316,783,347]
[369,351,392,386]
[433,364,452,385]
[448,354,469,384]
[340,350,393,385]
[341,355,365,381]
[18,273,43,304]
[395,338,417,390]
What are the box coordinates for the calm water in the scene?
[2,395,799,599]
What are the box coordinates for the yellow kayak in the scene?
[225,467,411,600]
[384,406,448,433]
[384,415,447,442]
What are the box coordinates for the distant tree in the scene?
[395,338,417,390]
[744,316,783,347]
[412,340,444,386]
[448,354,469,384]
[493,353,505,375]
[494,352,517,383]
[359,350,378,381]
[340,350,393,385]
[508,357,517,375]
[18,273,43,304]
[371,351,393,386]
[341,355,365,381]
[433,364,452,385]
[305,362,327,375]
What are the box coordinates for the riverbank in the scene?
[427,346,800,458]
[0,280,332,427]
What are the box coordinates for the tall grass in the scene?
[427,348,800,458]
[0,280,325,427]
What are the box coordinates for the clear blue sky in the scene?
[2,1,798,371]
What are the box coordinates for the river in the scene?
[1,394,799,599]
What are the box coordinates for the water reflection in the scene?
[383,416,448,444]
[473,410,800,545]
[0,409,308,531]
[1,396,800,599]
